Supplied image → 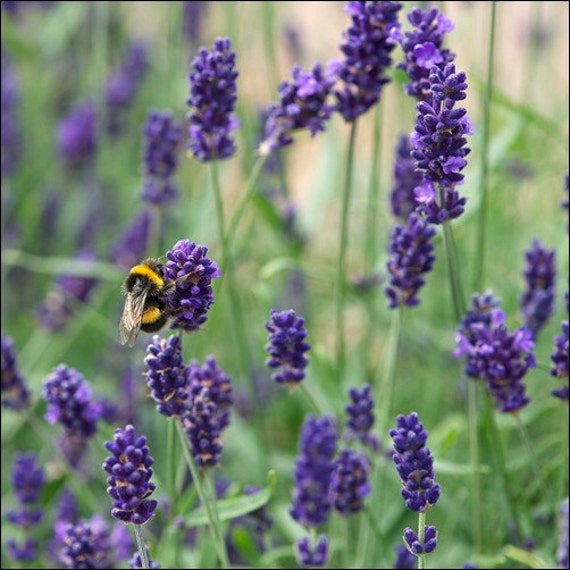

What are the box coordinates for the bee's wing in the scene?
[118,289,149,347]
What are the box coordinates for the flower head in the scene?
[384,212,436,308]
[56,99,97,169]
[103,424,158,524]
[187,37,239,161]
[389,412,440,512]
[295,535,329,567]
[129,546,160,569]
[260,62,336,153]
[550,321,569,401]
[390,133,423,220]
[41,364,102,438]
[520,238,556,338]
[334,1,402,122]
[392,542,417,569]
[1,335,30,410]
[290,414,337,527]
[344,383,379,451]
[110,207,152,270]
[59,516,112,569]
[144,335,189,417]
[162,239,220,333]
[397,6,455,100]
[265,308,311,388]
[403,525,438,555]
[329,448,370,516]
[10,452,45,504]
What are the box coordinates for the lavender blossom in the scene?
[260,62,336,153]
[295,534,329,567]
[411,62,472,224]
[454,307,536,414]
[329,448,370,516]
[550,321,569,401]
[110,207,152,270]
[403,525,438,555]
[185,355,233,430]
[182,386,223,468]
[1,49,22,177]
[390,133,423,220]
[557,497,569,569]
[6,538,36,563]
[56,99,97,169]
[144,335,189,417]
[265,308,311,388]
[130,546,160,569]
[36,248,99,332]
[41,364,102,439]
[187,37,239,161]
[396,6,455,101]
[290,414,337,527]
[1,334,30,410]
[59,516,112,569]
[389,412,440,512]
[140,109,183,205]
[333,1,402,122]
[344,383,379,451]
[520,238,556,338]
[384,212,436,308]
[393,542,417,569]
[10,452,45,504]
[562,173,569,221]
[105,41,149,136]
[162,239,220,332]
[103,424,158,524]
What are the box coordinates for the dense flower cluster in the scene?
[187,37,239,161]
[396,6,455,100]
[329,448,370,516]
[454,306,536,414]
[344,383,378,450]
[295,535,329,567]
[5,453,45,563]
[265,308,311,388]
[403,525,438,555]
[384,212,436,308]
[411,62,472,224]
[260,62,336,153]
[59,516,112,569]
[140,109,183,205]
[520,238,556,338]
[1,334,30,410]
[290,414,338,527]
[129,546,160,569]
[389,412,440,512]
[163,239,221,332]
[41,364,102,439]
[390,133,423,220]
[333,1,402,121]
[103,424,158,524]
[56,99,97,169]
[144,335,189,417]
[550,321,569,401]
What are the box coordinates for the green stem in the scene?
[441,220,466,320]
[132,523,149,570]
[467,378,483,553]
[175,421,229,568]
[335,120,358,384]
[417,510,426,570]
[166,418,176,499]
[299,384,322,415]
[365,104,382,275]
[472,1,496,293]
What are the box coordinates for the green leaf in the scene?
[184,470,276,528]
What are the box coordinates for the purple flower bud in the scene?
[6,538,37,562]
[384,212,436,308]
[162,239,220,333]
[390,133,423,220]
[402,525,437,555]
[344,383,379,451]
[10,452,44,505]
[265,308,311,388]
[103,425,158,524]
[329,448,370,516]
[144,335,189,417]
[551,321,569,401]
[389,412,440,512]
[187,37,239,161]
[295,534,329,567]
[1,335,30,410]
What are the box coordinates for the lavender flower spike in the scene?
[265,308,311,389]
[162,239,220,333]
[329,448,371,516]
[295,535,329,567]
[334,1,402,122]
[550,321,569,401]
[520,237,556,338]
[103,424,158,524]
[389,412,440,512]
[290,414,337,528]
[344,383,379,451]
[260,62,336,154]
[1,334,30,410]
[390,133,423,220]
[187,37,239,162]
[384,212,436,308]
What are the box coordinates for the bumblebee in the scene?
[118,258,173,347]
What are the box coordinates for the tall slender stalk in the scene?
[335,121,358,384]
[133,524,150,570]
